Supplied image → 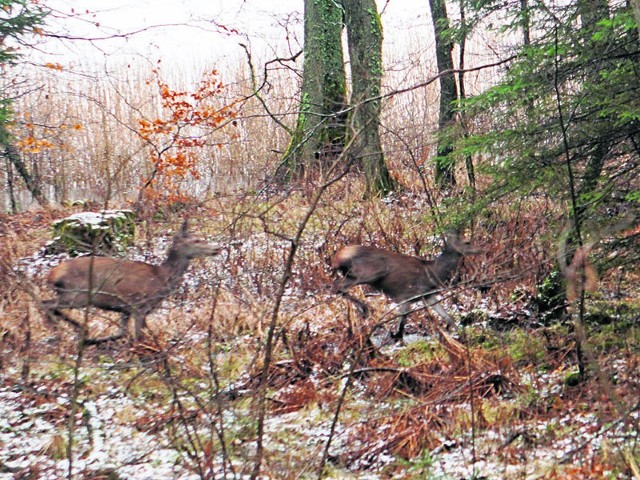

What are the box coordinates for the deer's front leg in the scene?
[333,278,370,318]
[133,312,148,340]
[426,296,454,328]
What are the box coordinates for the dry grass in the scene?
[1,190,638,478]
[1,41,638,479]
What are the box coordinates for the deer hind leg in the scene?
[426,296,454,328]
[42,299,86,334]
[391,302,411,340]
[119,311,131,338]
[83,312,129,346]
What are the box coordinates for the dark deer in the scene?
[331,233,479,339]
[43,220,220,345]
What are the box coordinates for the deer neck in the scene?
[159,248,192,291]
[428,250,462,283]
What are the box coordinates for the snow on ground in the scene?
[0,377,200,480]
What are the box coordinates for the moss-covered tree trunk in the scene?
[2,139,48,207]
[629,0,640,39]
[281,0,347,179]
[342,0,394,197]
[428,0,458,191]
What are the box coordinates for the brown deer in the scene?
[43,220,221,345]
[331,233,479,339]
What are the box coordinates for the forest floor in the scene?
[0,195,639,479]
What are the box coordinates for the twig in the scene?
[250,155,353,480]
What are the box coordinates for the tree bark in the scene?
[342,0,394,196]
[575,0,610,218]
[2,140,48,207]
[281,0,347,179]
[428,0,458,191]
[457,0,476,192]
[630,0,640,39]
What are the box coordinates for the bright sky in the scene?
[39,0,434,71]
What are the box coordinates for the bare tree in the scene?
[282,0,395,195]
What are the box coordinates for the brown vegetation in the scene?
[1,189,638,478]
[0,32,637,480]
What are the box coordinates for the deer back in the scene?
[47,256,170,312]
[332,246,434,302]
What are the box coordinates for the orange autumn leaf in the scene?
[44,62,64,71]
[137,67,239,203]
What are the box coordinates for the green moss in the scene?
[585,315,640,353]
[534,269,567,323]
[564,371,583,386]
[507,329,546,365]
[394,339,447,366]
[48,210,135,256]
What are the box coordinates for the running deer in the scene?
[331,233,480,339]
[43,220,220,345]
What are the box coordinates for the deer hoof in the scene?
[390,331,404,341]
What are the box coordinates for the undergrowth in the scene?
[0,189,638,479]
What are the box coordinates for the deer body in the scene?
[331,235,478,339]
[43,221,220,344]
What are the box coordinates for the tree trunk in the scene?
[458,0,475,192]
[2,140,48,207]
[281,0,347,180]
[4,155,17,213]
[564,0,611,380]
[342,0,394,197]
[575,0,610,219]
[630,0,640,39]
[429,0,458,191]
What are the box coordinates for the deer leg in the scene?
[83,332,125,345]
[133,312,147,340]
[42,299,86,333]
[333,278,370,317]
[82,312,130,346]
[391,302,411,340]
[426,296,454,328]
[342,292,369,318]
[119,312,130,338]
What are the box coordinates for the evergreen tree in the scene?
[0,0,49,208]
[453,0,639,242]
[0,0,48,138]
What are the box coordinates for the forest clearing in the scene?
[0,1,639,479]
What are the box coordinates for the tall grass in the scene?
[4,32,464,209]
